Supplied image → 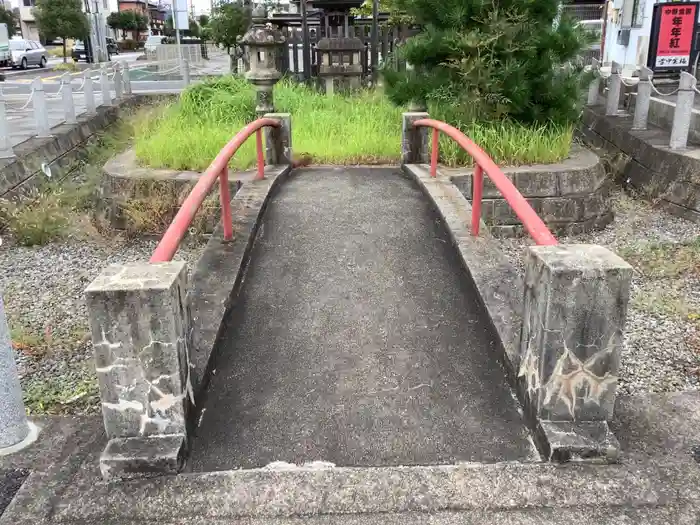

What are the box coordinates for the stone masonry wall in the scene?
[581,102,700,223]
[0,96,148,201]
[447,145,612,237]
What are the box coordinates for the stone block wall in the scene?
[99,149,245,234]
[581,102,700,222]
[0,96,148,201]
[447,145,612,237]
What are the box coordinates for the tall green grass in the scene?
[133,75,573,171]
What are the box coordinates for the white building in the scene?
[602,0,679,73]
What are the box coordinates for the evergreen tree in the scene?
[33,0,88,62]
[383,0,593,125]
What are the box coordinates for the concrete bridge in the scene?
[2,113,699,524]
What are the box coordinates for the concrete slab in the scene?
[189,167,536,471]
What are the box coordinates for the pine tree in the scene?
[382,0,593,125]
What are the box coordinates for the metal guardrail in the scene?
[587,58,696,150]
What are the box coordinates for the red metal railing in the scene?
[150,118,280,263]
[413,119,558,246]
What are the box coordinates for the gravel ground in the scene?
[499,189,700,395]
[0,235,206,415]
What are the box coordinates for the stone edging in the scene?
[442,145,613,237]
[100,149,263,233]
[188,165,291,398]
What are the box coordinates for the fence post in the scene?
[32,78,51,137]
[0,291,30,450]
[0,96,14,159]
[263,113,292,165]
[587,58,600,106]
[669,71,696,150]
[519,245,632,462]
[632,66,653,131]
[114,64,123,100]
[123,62,132,95]
[61,73,76,124]
[83,68,96,115]
[401,112,429,164]
[100,64,112,107]
[182,58,191,87]
[605,61,622,116]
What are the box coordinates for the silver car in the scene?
[9,39,48,69]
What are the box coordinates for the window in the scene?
[10,41,26,51]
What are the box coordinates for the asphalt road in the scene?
[0,52,144,83]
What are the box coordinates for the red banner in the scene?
[655,3,697,68]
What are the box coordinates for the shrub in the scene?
[117,39,142,51]
[383,0,595,126]
[0,191,73,246]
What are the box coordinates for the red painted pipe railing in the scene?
[150,118,280,263]
[413,119,558,246]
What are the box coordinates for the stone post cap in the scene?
[60,73,72,84]
[610,61,622,74]
[85,261,187,294]
[639,66,653,81]
[679,71,697,90]
[527,244,633,274]
[31,77,44,90]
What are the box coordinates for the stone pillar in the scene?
[587,58,600,106]
[401,112,429,165]
[100,65,112,107]
[518,244,632,462]
[0,96,14,159]
[83,69,96,115]
[605,61,622,116]
[263,112,292,165]
[61,73,76,124]
[85,262,193,479]
[0,291,30,449]
[32,78,51,138]
[182,58,191,87]
[632,66,652,130]
[113,64,123,100]
[669,71,696,150]
[123,63,132,95]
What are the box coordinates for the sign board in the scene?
[647,2,699,71]
[172,0,189,32]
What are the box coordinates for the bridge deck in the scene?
[189,167,535,471]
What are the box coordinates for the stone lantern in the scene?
[241,7,286,116]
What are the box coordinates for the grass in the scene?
[0,115,137,246]
[618,238,700,279]
[133,75,573,171]
[619,238,700,322]
[23,362,99,415]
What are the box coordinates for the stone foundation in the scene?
[581,102,700,223]
[446,145,612,237]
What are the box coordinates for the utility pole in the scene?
[301,0,310,82]
[371,0,378,84]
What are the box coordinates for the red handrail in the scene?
[413,119,558,246]
[151,117,280,263]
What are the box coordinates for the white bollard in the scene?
[123,62,132,95]
[605,61,623,116]
[83,68,96,115]
[587,58,600,106]
[182,58,191,87]
[32,78,51,137]
[632,66,653,131]
[0,96,14,159]
[100,65,112,107]
[670,72,696,150]
[61,73,76,124]
[114,64,123,100]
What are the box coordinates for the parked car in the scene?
[9,39,47,69]
[144,35,166,54]
[106,37,119,55]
